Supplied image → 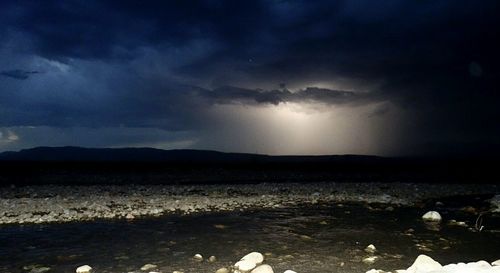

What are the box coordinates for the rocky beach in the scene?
[1,182,499,224]
[2,182,500,273]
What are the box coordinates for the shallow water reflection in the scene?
[1,203,499,273]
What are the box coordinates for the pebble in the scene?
[365,244,377,254]
[448,220,467,227]
[76,265,92,273]
[363,256,379,264]
[193,254,203,261]
[30,267,51,273]
[299,235,312,240]
[125,213,135,220]
[284,270,297,273]
[422,211,442,222]
[208,255,217,262]
[140,264,157,271]
[215,268,230,273]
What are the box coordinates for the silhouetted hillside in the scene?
[0,146,383,163]
[0,147,498,185]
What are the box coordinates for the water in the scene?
[1,201,499,273]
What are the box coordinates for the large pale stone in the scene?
[215,268,230,273]
[140,264,157,271]
[422,211,442,222]
[406,255,442,273]
[235,260,257,272]
[241,252,265,265]
[193,254,203,261]
[365,244,377,253]
[76,265,92,273]
[250,264,274,273]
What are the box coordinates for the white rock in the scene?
[193,254,203,261]
[365,244,377,253]
[441,260,495,273]
[215,268,231,273]
[366,270,382,273]
[235,260,257,272]
[472,260,493,268]
[241,252,265,265]
[363,256,379,264]
[140,264,157,271]
[251,264,274,273]
[76,265,92,273]
[208,255,217,262]
[422,211,442,222]
[493,259,500,266]
[406,255,442,273]
[284,271,297,273]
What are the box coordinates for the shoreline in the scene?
[1,182,499,224]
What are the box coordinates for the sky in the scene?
[0,0,499,156]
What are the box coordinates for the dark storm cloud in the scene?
[0,69,39,80]
[200,86,361,106]
[0,0,499,154]
[0,0,269,61]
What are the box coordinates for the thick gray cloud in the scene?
[198,86,362,106]
[0,69,39,80]
[0,0,499,155]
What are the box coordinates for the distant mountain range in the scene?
[0,147,498,184]
[0,146,383,163]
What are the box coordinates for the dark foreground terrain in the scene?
[1,147,500,273]
[2,199,500,273]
